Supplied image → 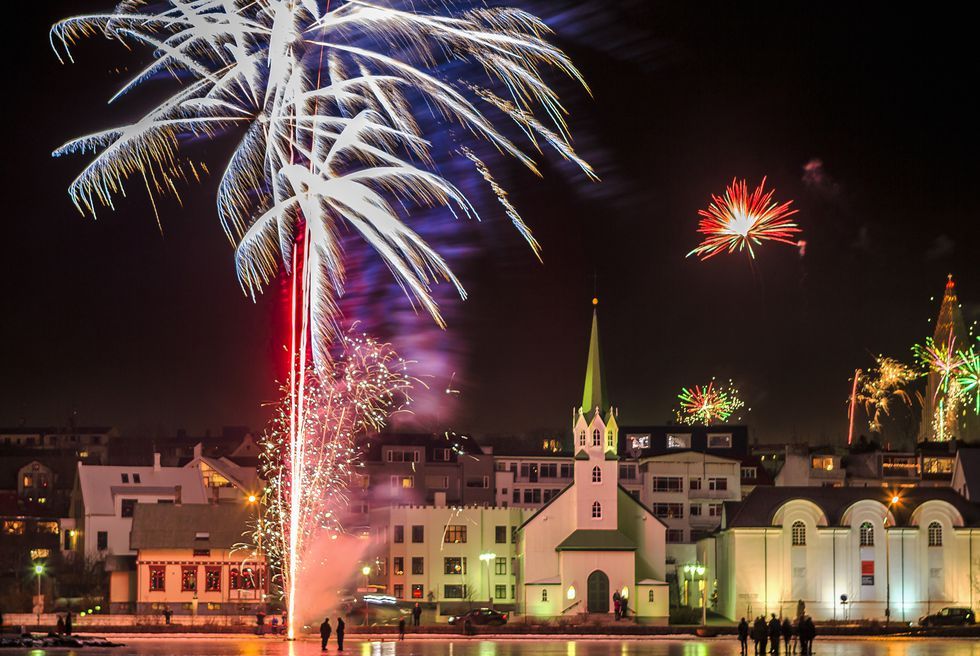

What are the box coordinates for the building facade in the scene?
[704,487,980,622]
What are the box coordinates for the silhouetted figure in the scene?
[64,610,72,636]
[768,614,781,655]
[781,617,792,653]
[753,616,767,656]
[163,607,173,625]
[256,611,267,635]
[320,617,331,651]
[336,617,345,651]
[57,616,65,635]
[737,617,749,655]
[412,603,422,627]
[799,616,815,655]
[399,618,406,640]
[613,591,621,620]
[621,597,628,619]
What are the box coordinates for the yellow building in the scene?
[116,503,266,615]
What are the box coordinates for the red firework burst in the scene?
[688,177,801,260]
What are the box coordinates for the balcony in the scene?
[688,488,733,500]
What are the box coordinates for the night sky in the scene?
[3,2,978,444]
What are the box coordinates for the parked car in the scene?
[447,608,509,626]
[919,607,975,626]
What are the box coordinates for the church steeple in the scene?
[581,297,608,417]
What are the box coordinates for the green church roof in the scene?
[556,529,636,552]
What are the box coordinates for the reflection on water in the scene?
[21,638,980,656]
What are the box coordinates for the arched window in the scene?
[648,589,655,603]
[592,501,602,519]
[791,521,806,546]
[592,429,601,447]
[606,430,614,449]
[578,431,586,447]
[928,521,943,547]
[541,589,548,602]
[859,521,874,547]
[592,466,602,483]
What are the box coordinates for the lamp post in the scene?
[683,563,707,626]
[885,494,899,626]
[479,552,497,607]
[34,563,44,627]
[362,566,371,626]
[247,493,264,603]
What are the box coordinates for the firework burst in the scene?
[675,379,745,425]
[914,335,967,441]
[256,331,412,618]
[855,356,921,433]
[687,177,801,260]
[955,341,980,415]
[51,0,595,369]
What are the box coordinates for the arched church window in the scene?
[606,430,614,449]
[541,589,548,602]
[648,589,655,603]
[928,521,942,547]
[592,429,601,447]
[859,521,874,547]
[592,466,602,483]
[579,431,586,447]
[592,501,602,519]
[791,521,806,546]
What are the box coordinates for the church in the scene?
[516,301,670,621]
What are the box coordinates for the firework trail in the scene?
[956,341,980,415]
[914,335,966,442]
[854,356,921,433]
[687,177,800,260]
[258,331,412,623]
[675,379,745,426]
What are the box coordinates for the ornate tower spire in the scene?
[581,297,608,417]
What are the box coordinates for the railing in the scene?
[561,599,581,615]
[688,489,733,499]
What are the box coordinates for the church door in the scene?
[587,570,609,613]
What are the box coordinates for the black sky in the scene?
[3,2,978,444]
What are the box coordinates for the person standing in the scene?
[64,609,72,636]
[57,615,65,635]
[412,603,422,627]
[613,591,621,620]
[737,617,749,656]
[320,617,332,651]
[336,617,346,651]
[755,616,768,656]
[768,614,781,655]
[621,596,628,620]
[398,617,406,640]
[781,617,792,654]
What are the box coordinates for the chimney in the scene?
[175,485,182,505]
[193,443,203,460]
[153,453,161,471]
[434,492,446,507]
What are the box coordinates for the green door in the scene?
[587,570,609,613]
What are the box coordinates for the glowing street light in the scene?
[683,563,708,625]
[885,494,901,626]
[361,565,372,626]
[34,563,45,627]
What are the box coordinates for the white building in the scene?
[517,305,669,622]
[702,486,980,622]
[370,497,524,610]
[69,455,208,559]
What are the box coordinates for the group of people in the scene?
[319,617,346,651]
[397,603,424,639]
[54,610,73,636]
[612,592,629,620]
[737,614,817,656]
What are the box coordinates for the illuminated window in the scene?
[149,566,166,591]
[592,429,601,447]
[791,521,806,546]
[393,557,404,575]
[36,521,59,534]
[495,557,506,575]
[707,433,732,449]
[444,557,466,575]
[444,525,467,543]
[666,434,691,449]
[205,567,221,592]
[181,566,198,592]
[922,457,954,475]
[411,584,424,599]
[229,568,240,590]
[241,567,256,590]
[23,474,33,487]
[811,457,834,471]
[591,501,602,519]
[859,521,874,547]
[592,466,602,483]
[928,521,942,547]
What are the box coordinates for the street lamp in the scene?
[247,493,264,602]
[885,494,900,626]
[479,552,497,607]
[34,563,45,627]
[361,566,372,626]
[683,563,707,626]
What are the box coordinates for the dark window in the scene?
[523,489,532,503]
[495,585,507,599]
[393,557,404,575]
[495,557,506,575]
[393,525,404,543]
[241,567,257,590]
[133,473,141,483]
[121,474,129,483]
[444,584,467,599]
[512,489,520,503]
[149,566,166,591]
[394,584,404,598]
[412,557,424,575]
[411,525,424,543]
[411,584,424,599]
[532,489,541,503]
[97,531,108,551]
[560,464,573,478]
[121,499,137,518]
[666,529,685,543]
[230,568,240,590]
[205,566,221,592]
[511,527,517,544]
[495,526,507,543]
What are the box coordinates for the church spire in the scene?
[581,297,607,417]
